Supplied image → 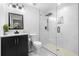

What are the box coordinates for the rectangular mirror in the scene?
[8,13,24,30]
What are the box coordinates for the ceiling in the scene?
[24,3,74,14]
[24,3,57,13]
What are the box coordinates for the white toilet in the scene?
[29,34,42,54]
[33,41,42,54]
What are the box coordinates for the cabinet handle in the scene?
[15,39,16,45]
[17,39,19,45]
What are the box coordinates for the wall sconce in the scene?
[8,3,24,10]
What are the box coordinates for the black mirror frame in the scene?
[8,13,24,30]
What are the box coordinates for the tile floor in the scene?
[29,46,56,56]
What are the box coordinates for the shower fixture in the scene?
[45,13,53,31]
[33,3,37,6]
[45,13,52,16]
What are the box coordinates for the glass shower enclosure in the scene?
[39,3,78,56]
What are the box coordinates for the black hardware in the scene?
[57,26,60,33]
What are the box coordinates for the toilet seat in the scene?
[33,41,42,48]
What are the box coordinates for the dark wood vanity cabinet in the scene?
[1,35,28,56]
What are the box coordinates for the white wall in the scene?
[48,8,57,45]
[0,4,6,35]
[0,4,39,35]
[57,4,78,55]
[40,13,49,44]
[24,6,39,34]
[40,8,57,45]
[24,6,40,41]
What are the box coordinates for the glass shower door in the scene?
[39,3,57,55]
[48,15,57,54]
[40,15,49,45]
[40,3,78,56]
[56,3,78,56]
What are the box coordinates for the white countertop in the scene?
[30,34,39,36]
[0,33,28,37]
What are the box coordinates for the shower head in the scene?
[45,13,52,16]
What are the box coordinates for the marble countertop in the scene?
[0,33,28,37]
[29,34,39,36]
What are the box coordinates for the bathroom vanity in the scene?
[0,33,28,56]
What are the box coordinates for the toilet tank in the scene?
[30,34,39,41]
